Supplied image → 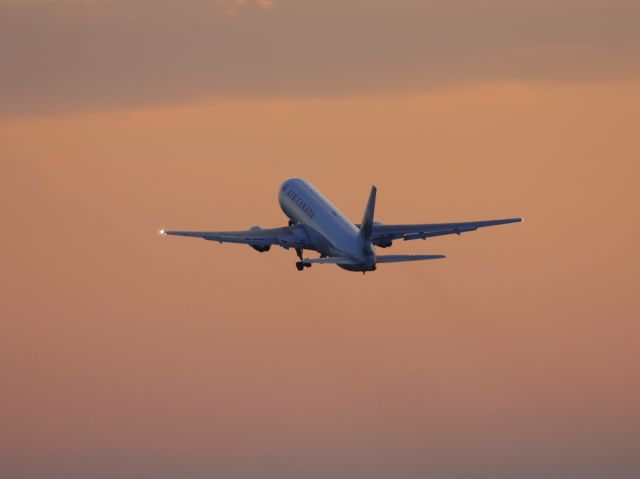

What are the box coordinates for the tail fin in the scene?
[359,185,377,241]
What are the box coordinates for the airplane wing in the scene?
[370,218,523,245]
[161,226,309,249]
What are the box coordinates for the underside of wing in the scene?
[161,225,309,250]
[370,217,522,245]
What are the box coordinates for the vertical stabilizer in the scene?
[359,185,377,241]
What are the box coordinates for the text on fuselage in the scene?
[284,187,316,219]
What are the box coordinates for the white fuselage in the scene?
[278,178,376,270]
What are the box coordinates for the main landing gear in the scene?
[295,248,311,271]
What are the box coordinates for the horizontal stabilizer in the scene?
[302,257,359,265]
[376,254,446,263]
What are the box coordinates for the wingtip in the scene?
[159,229,166,235]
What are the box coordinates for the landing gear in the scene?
[294,248,310,271]
[295,261,311,271]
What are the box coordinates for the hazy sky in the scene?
[1,2,639,479]
[1,0,639,115]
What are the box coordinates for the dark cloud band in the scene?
[1,0,639,115]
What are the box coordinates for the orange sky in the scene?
[1,2,640,478]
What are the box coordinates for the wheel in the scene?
[295,261,304,271]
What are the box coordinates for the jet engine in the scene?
[248,225,271,252]
[372,221,392,248]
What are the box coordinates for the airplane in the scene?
[160,178,522,273]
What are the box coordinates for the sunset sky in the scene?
[1,1,639,478]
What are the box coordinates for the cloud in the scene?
[0,0,638,116]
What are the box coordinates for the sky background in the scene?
[1,1,639,478]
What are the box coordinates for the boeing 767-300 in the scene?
[161,178,522,272]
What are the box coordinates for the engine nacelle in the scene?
[372,221,392,247]
[248,225,271,252]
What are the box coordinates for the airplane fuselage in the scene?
[278,178,376,271]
